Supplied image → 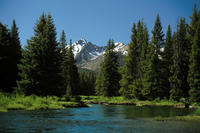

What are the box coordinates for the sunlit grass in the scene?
[81,95,191,108]
[81,96,135,104]
[135,99,181,106]
[0,92,87,112]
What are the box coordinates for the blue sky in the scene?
[0,0,198,46]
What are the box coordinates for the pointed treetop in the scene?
[60,30,66,45]
[11,19,20,42]
[70,39,72,46]
[152,13,165,48]
[152,14,164,35]
[166,25,172,41]
[131,23,137,44]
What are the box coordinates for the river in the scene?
[0,104,200,133]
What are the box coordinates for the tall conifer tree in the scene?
[170,18,190,100]
[140,25,152,99]
[95,39,120,96]
[18,13,61,96]
[188,18,200,102]
[64,40,80,96]
[0,23,13,92]
[0,21,21,92]
[163,25,173,98]
[119,23,139,98]
[189,4,200,45]
[95,63,104,96]
[58,30,68,95]
[149,14,166,99]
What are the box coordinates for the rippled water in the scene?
[0,104,200,133]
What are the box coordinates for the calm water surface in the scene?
[0,104,200,133]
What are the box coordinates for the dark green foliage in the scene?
[148,14,167,99]
[10,20,22,91]
[95,63,104,96]
[189,4,200,43]
[188,18,200,102]
[17,13,62,96]
[79,71,96,95]
[95,39,120,97]
[162,25,173,98]
[58,30,68,95]
[64,40,80,96]
[0,20,22,93]
[120,21,150,99]
[139,25,151,99]
[119,23,139,98]
[58,30,67,58]
[0,23,13,92]
[10,20,22,65]
[170,18,190,100]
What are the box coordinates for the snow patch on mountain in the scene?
[68,38,127,63]
[69,38,88,57]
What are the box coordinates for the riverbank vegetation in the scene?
[81,96,197,107]
[0,93,87,112]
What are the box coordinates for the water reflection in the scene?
[101,105,119,118]
[0,105,199,133]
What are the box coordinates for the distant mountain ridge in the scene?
[68,39,128,71]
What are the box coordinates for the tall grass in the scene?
[0,92,86,112]
[80,95,185,106]
[81,96,135,104]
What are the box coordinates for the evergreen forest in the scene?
[1,5,200,105]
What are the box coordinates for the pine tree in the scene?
[10,20,22,92]
[135,20,144,98]
[10,20,22,66]
[0,21,22,93]
[59,30,67,58]
[141,25,149,60]
[188,19,200,102]
[162,25,173,98]
[148,14,166,99]
[59,30,68,94]
[119,23,139,98]
[80,71,96,95]
[170,18,190,100]
[17,13,61,96]
[0,23,13,92]
[95,39,120,97]
[64,39,80,96]
[140,25,152,99]
[95,63,104,96]
[189,4,200,44]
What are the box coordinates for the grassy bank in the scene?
[0,93,87,112]
[81,96,185,107]
[81,96,136,105]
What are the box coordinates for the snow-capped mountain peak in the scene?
[74,38,87,46]
[114,42,128,55]
[69,38,88,57]
[67,39,127,64]
[114,42,124,51]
